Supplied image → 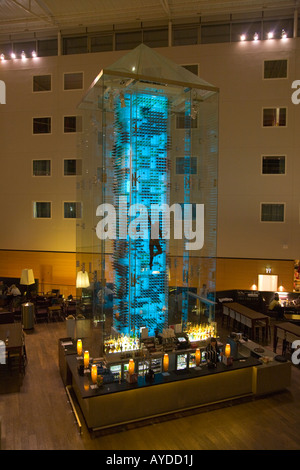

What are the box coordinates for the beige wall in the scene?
[216,258,294,292]
[0,250,76,297]
[0,38,299,290]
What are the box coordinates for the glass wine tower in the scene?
[77,44,219,338]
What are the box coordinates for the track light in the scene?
[21,51,26,60]
[240,34,246,41]
[253,32,259,41]
[0,53,5,61]
[11,52,16,59]
[281,29,287,39]
[267,31,274,39]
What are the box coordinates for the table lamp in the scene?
[20,268,35,298]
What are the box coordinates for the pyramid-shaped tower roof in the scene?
[80,43,218,108]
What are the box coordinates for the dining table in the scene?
[222,302,270,341]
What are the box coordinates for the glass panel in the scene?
[33,160,51,176]
[63,36,87,55]
[37,39,58,57]
[64,116,82,133]
[115,31,142,51]
[231,21,262,42]
[77,44,218,347]
[261,203,284,221]
[33,117,51,134]
[91,35,113,52]
[64,72,83,90]
[64,159,82,175]
[264,60,287,79]
[64,202,82,218]
[201,24,230,44]
[262,156,285,174]
[14,41,36,57]
[33,202,51,218]
[173,26,198,46]
[143,28,168,47]
[33,75,51,92]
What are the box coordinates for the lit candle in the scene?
[84,350,90,368]
[163,353,169,373]
[77,339,82,356]
[91,364,98,384]
[128,358,135,375]
[225,343,231,358]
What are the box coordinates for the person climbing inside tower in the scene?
[148,214,162,270]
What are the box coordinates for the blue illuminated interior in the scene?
[111,91,169,336]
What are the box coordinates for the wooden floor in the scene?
[1,316,300,450]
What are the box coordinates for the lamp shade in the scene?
[77,339,82,356]
[225,343,231,358]
[91,364,98,384]
[128,358,135,375]
[163,353,169,372]
[76,271,90,288]
[195,348,201,367]
[84,350,90,368]
[20,269,35,285]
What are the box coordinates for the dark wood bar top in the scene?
[66,353,262,399]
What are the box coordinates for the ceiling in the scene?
[0,0,298,37]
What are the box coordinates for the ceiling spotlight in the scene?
[11,52,16,59]
[267,31,274,39]
[240,34,246,41]
[281,29,287,39]
[253,33,259,41]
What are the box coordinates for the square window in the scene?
[64,159,82,175]
[261,203,284,222]
[64,202,82,218]
[262,156,285,174]
[33,117,51,134]
[264,60,287,79]
[64,72,83,90]
[33,75,51,92]
[33,202,51,218]
[33,160,51,176]
[64,116,82,133]
[263,108,286,127]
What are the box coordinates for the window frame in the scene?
[263,59,288,80]
[32,116,52,135]
[63,115,82,134]
[262,107,287,128]
[33,201,52,219]
[32,159,51,177]
[63,158,82,176]
[63,201,82,219]
[32,74,52,93]
[260,202,285,223]
[261,155,286,175]
[63,72,84,91]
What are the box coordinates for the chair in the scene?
[35,300,50,323]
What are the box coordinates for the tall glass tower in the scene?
[77,44,218,339]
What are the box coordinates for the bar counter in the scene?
[63,345,291,431]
